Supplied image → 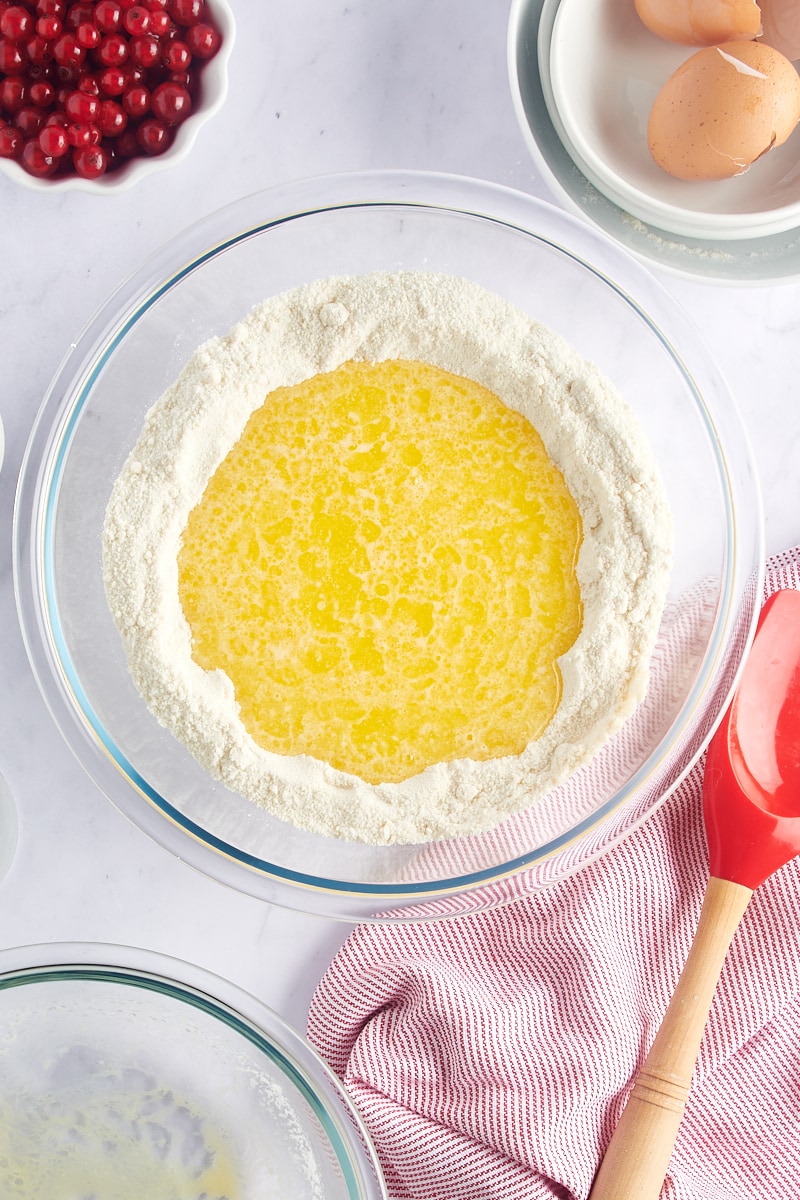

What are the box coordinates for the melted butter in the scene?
[178,358,583,784]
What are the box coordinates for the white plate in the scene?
[545,0,800,241]
[509,0,800,282]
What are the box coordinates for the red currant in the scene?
[39,122,69,154]
[0,37,25,72]
[121,80,148,116]
[15,104,44,135]
[21,136,57,175]
[36,0,67,17]
[129,32,158,67]
[95,32,127,65]
[114,125,137,155]
[29,78,55,104]
[77,70,99,94]
[0,5,33,42]
[162,38,189,71]
[25,34,52,66]
[185,21,218,58]
[150,78,189,124]
[94,0,122,33]
[66,118,99,144]
[123,5,149,34]
[97,95,125,133]
[98,64,126,93]
[168,0,203,24]
[75,20,100,48]
[147,6,170,34]
[53,33,85,68]
[65,3,95,28]
[72,142,108,176]
[0,120,22,155]
[35,14,61,38]
[64,87,98,120]
[0,72,25,109]
[136,113,168,153]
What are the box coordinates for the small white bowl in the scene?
[0,0,234,195]
[543,0,800,241]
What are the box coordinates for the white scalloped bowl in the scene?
[0,0,234,195]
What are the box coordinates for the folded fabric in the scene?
[307,548,800,1200]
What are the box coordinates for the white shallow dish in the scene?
[509,0,800,282]
[546,0,800,241]
[0,942,386,1200]
[0,0,234,195]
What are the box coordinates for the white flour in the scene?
[102,271,673,845]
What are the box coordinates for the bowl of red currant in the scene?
[0,0,233,190]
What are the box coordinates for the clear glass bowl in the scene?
[13,171,763,920]
[0,941,385,1199]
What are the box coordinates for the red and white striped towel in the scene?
[307,549,800,1200]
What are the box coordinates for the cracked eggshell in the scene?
[647,40,800,180]
[634,0,761,45]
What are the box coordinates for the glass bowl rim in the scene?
[0,938,386,1200]
[12,169,765,916]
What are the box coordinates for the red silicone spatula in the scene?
[589,587,800,1200]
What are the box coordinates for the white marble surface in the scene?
[0,0,799,1034]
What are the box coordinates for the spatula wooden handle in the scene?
[588,875,753,1200]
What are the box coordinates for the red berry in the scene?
[123,4,149,34]
[0,5,33,41]
[77,70,99,94]
[185,21,218,58]
[151,78,189,124]
[98,64,126,93]
[25,34,52,66]
[65,3,95,28]
[73,142,108,177]
[161,37,189,71]
[65,87,98,119]
[15,104,44,135]
[121,80,148,116]
[21,137,58,175]
[36,0,67,16]
[129,32,158,67]
[39,122,69,154]
[53,33,84,67]
[0,121,22,155]
[94,0,122,33]
[44,108,68,125]
[136,113,169,153]
[95,32,127,65]
[97,96,125,133]
[75,20,100,48]
[147,6,170,34]
[29,78,55,105]
[0,36,25,72]
[0,73,26,110]
[168,0,203,24]
[35,14,62,38]
[66,119,99,144]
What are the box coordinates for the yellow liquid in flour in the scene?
[178,359,583,784]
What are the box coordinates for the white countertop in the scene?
[1,0,798,1031]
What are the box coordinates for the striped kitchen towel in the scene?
[307,548,800,1200]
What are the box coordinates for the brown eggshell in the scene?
[634,0,762,45]
[647,40,800,180]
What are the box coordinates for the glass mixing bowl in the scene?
[0,941,385,1199]
[13,171,763,920]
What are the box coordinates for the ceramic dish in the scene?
[13,171,763,921]
[509,0,800,282]
[0,941,385,1199]
[0,0,234,195]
